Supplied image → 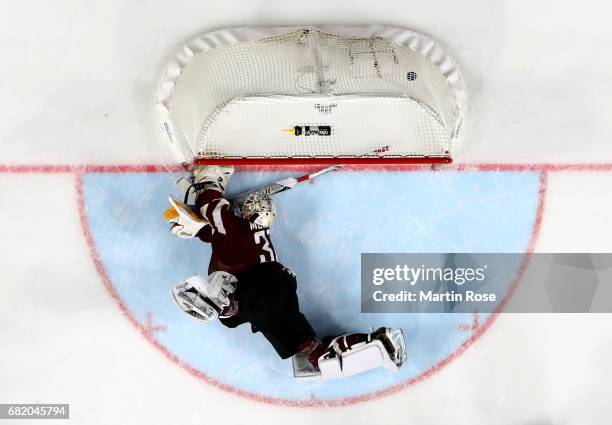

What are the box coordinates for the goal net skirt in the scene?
[155,26,467,165]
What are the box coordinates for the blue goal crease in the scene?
[82,170,540,401]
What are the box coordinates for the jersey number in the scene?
[254,230,276,263]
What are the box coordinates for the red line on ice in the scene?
[1,161,612,174]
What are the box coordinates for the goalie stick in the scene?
[229,146,390,212]
[176,146,390,213]
[229,164,340,212]
[174,165,341,216]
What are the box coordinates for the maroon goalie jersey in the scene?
[195,189,278,275]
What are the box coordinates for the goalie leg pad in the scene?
[171,273,238,323]
[192,165,235,195]
[317,328,407,380]
[171,276,220,323]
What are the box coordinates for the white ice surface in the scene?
[1,0,612,424]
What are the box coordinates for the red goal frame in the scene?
[194,156,453,165]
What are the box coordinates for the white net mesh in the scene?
[156,26,467,164]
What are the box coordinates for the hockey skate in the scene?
[292,339,324,379]
[371,327,407,370]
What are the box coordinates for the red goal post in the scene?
[155,26,467,166]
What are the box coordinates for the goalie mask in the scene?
[241,192,276,227]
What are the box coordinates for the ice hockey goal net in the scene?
[155,26,467,165]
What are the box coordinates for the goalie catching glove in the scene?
[163,196,210,239]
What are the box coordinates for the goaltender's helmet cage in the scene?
[241,193,276,228]
[155,25,467,165]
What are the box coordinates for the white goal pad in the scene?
[155,26,467,165]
